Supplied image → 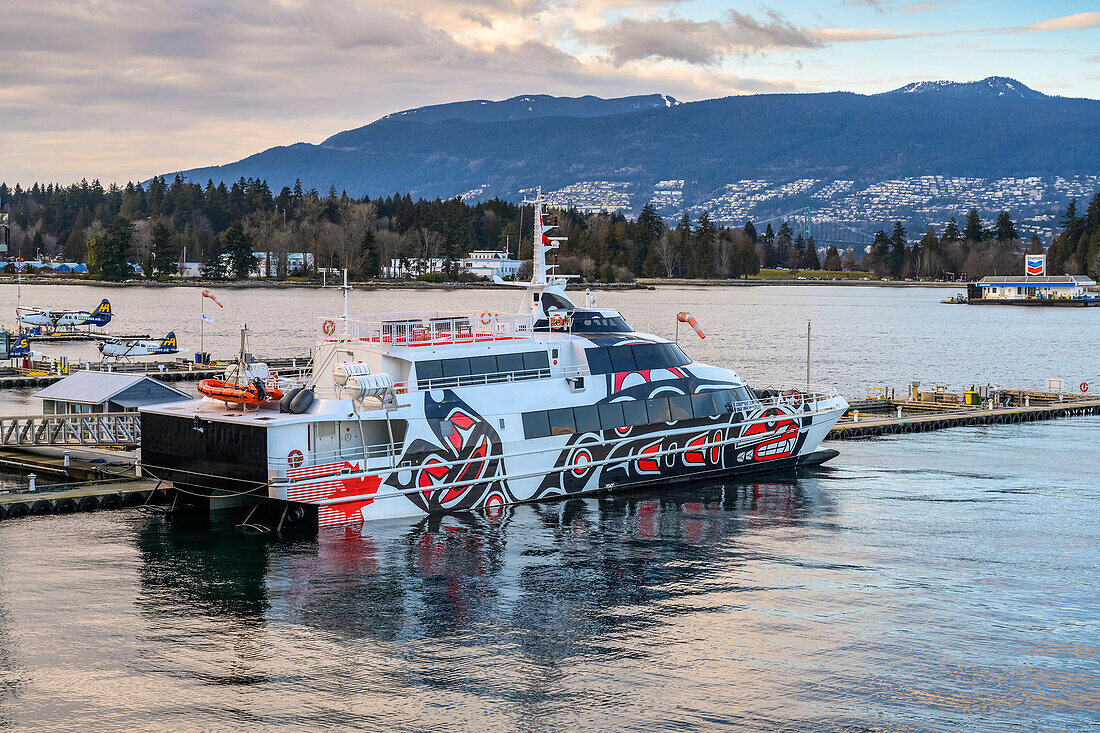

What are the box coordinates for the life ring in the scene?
[288,449,304,468]
[1080,382,1089,393]
[480,311,492,326]
[321,319,336,336]
[198,378,284,406]
[550,313,564,329]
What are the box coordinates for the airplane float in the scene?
[17,299,112,331]
[96,332,183,362]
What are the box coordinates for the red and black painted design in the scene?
[531,378,809,500]
[386,391,515,512]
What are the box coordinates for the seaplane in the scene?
[95,332,183,362]
[17,299,112,331]
[7,333,41,359]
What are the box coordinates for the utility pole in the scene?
[806,320,811,386]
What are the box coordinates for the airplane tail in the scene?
[9,336,31,357]
[85,299,112,326]
[156,331,178,353]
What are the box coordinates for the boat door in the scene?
[313,421,341,456]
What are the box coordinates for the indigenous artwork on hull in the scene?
[532,368,810,500]
[386,390,516,513]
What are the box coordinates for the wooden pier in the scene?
[827,385,1100,440]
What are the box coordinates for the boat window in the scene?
[630,344,660,370]
[733,386,754,406]
[646,396,672,423]
[522,411,551,439]
[668,394,693,421]
[609,348,636,373]
[571,312,632,333]
[417,360,443,380]
[522,351,550,372]
[469,355,497,376]
[547,408,576,436]
[585,348,612,375]
[496,352,525,374]
[622,399,649,426]
[691,391,720,418]
[573,405,601,433]
[598,401,626,429]
[442,358,471,378]
[541,292,573,311]
[666,343,692,366]
[714,390,737,413]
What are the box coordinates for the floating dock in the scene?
[0,356,309,390]
[827,385,1100,439]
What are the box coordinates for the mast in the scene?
[529,188,565,286]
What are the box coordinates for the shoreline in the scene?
[0,276,964,291]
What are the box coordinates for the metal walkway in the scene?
[0,413,140,447]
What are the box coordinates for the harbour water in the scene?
[1,284,1099,730]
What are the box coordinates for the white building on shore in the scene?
[384,250,523,280]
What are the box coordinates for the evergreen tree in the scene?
[150,220,179,277]
[994,210,1018,242]
[942,217,961,243]
[693,211,717,277]
[800,236,821,269]
[889,221,907,277]
[1027,234,1044,254]
[63,207,91,261]
[732,237,760,279]
[964,209,983,243]
[220,221,255,279]
[870,230,890,275]
[822,245,842,271]
[359,229,380,278]
[87,215,133,281]
[743,219,758,243]
[763,223,774,245]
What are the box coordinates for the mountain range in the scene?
[165,78,1100,209]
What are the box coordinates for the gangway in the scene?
[0,412,141,448]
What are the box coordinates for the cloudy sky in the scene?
[1,0,1097,185]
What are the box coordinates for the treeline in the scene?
[1,176,1097,282]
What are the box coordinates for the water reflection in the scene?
[134,479,822,648]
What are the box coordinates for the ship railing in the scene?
[751,384,845,411]
[304,364,591,400]
[269,443,401,480]
[317,311,534,347]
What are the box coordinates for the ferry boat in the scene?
[139,193,850,527]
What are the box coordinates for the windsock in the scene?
[677,311,706,339]
[202,290,224,308]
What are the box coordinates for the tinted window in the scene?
[417,360,442,380]
[714,390,736,414]
[497,352,524,373]
[609,347,636,372]
[522,351,550,372]
[631,344,661,370]
[442,358,471,378]
[733,386,754,405]
[668,394,693,421]
[646,396,671,423]
[691,391,719,418]
[542,292,573,311]
[669,344,691,366]
[574,405,601,432]
[598,401,626,429]
[547,408,576,436]
[622,399,649,426]
[522,411,550,439]
[571,312,632,333]
[585,348,612,375]
[469,355,497,375]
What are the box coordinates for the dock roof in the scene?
[35,371,190,406]
[977,275,1095,286]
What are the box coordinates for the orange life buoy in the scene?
[288,449,304,467]
[1081,382,1089,393]
[480,311,492,326]
[550,313,564,329]
[197,379,284,406]
[321,319,336,336]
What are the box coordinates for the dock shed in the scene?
[35,371,190,414]
[972,275,1096,301]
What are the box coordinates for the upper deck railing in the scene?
[317,311,534,348]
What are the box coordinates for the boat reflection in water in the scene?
[135,478,823,642]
